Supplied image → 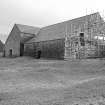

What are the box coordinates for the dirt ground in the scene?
[0,57,105,105]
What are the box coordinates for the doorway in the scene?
[20,43,24,56]
[37,50,41,59]
[80,33,85,46]
[9,49,12,57]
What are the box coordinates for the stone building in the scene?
[24,12,105,59]
[5,24,40,57]
[5,12,105,59]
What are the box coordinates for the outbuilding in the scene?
[5,24,40,57]
[24,12,105,59]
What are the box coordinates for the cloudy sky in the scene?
[0,0,105,42]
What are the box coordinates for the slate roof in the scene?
[16,24,40,35]
[26,12,103,43]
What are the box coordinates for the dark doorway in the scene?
[3,50,5,57]
[20,43,24,56]
[37,50,41,59]
[80,33,85,46]
[9,49,12,57]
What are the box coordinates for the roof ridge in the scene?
[16,23,40,29]
[41,12,100,29]
[15,23,40,35]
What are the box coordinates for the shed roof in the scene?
[26,12,102,43]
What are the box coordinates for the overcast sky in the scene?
[0,0,105,42]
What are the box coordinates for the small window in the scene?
[80,33,84,37]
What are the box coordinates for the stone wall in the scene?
[5,25,21,57]
[64,13,104,59]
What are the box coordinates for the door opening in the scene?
[20,43,24,56]
[37,50,41,59]
[9,49,12,57]
[80,33,85,46]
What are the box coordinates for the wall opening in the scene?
[9,49,12,57]
[80,33,85,46]
[20,43,24,56]
[37,50,41,59]
[3,50,5,57]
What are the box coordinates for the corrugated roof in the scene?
[26,12,102,43]
[16,24,40,35]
